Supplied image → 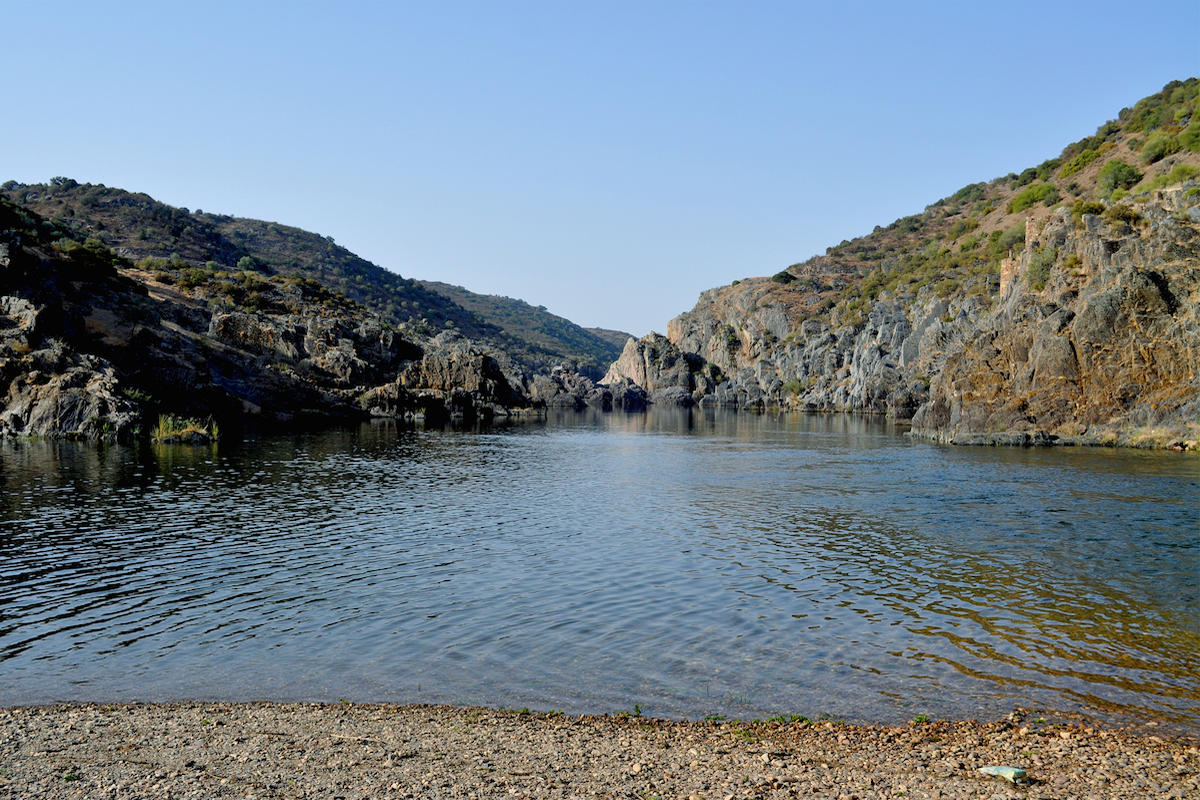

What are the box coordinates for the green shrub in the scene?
[989,223,1026,259]
[1027,246,1056,291]
[1097,160,1143,197]
[1103,204,1142,225]
[1072,201,1106,225]
[1179,118,1200,152]
[771,270,797,284]
[946,218,979,240]
[1140,131,1182,164]
[1012,167,1039,187]
[1060,148,1100,177]
[1139,164,1200,193]
[1008,182,1058,213]
[950,183,987,204]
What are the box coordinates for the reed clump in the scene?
[151,414,220,444]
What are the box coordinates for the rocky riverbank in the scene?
[1,702,1195,799]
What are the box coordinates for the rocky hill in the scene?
[0,197,538,440]
[602,79,1200,448]
[0,180,621,375]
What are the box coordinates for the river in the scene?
[2,410,1196,731]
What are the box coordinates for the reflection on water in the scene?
[1,409,1197,732]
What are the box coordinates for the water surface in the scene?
[2,411,1196,731]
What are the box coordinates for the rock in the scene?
[602,333,704,393]
[603,195,1198,446]
[0,340,141,440]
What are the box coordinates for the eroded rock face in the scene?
[606,191,1198,446]
[602,334,705,393]
[912,201,1200,446]
[0,338,140,439]
[398,331,523,411]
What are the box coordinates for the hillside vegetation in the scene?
[420,281,626,376]
[759,78,1200,328]
[0,181,623,373]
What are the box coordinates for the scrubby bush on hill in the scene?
[1097,160,1143,197]
[1141,131,1182,163]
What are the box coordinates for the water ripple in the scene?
[0,412,1197,730]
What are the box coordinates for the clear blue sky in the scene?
[4,1,1196,336]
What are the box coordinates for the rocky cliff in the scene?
[912,194,1199,446]
[606,188,1199,448]
[0,199,539,440]
[601,75,1200,450]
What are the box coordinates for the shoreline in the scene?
[2,702,1196,799]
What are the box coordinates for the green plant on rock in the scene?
[1103,204,1142,225]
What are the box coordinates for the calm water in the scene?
[1,411,1197,731]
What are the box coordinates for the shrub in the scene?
[947,218,979,240]
[1060,148,1100,177]
[1027,246,1056,290]
[1179,118,1200,152]
[1140,131,1182,164]
[950,183,986,204]
[1097,160,1142,197]
[1008,182,1058,213]
[1071,201,1106,225]
[1139,164,1200,193]
[771,270,797,284]
[990,223,1026,259]
[1103,204,1142,225]
[1036,159,1061,180]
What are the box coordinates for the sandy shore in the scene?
[1,702,1196,799]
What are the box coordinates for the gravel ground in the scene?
[1,702,1195,799]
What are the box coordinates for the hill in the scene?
[0,180,618,373]
[419,281,627,376]
[0,194,540,439]
[601,78,1200,448]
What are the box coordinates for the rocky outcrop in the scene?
[0,204,537,439]
[911,195,1200,447]
[0,339,141,439]
[601,334,719,405]
[608,188,1199,447]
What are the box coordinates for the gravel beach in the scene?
[1,702,1196,799]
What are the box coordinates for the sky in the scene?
[3,1,1197,337]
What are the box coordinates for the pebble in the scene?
[0,702,1194,799]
